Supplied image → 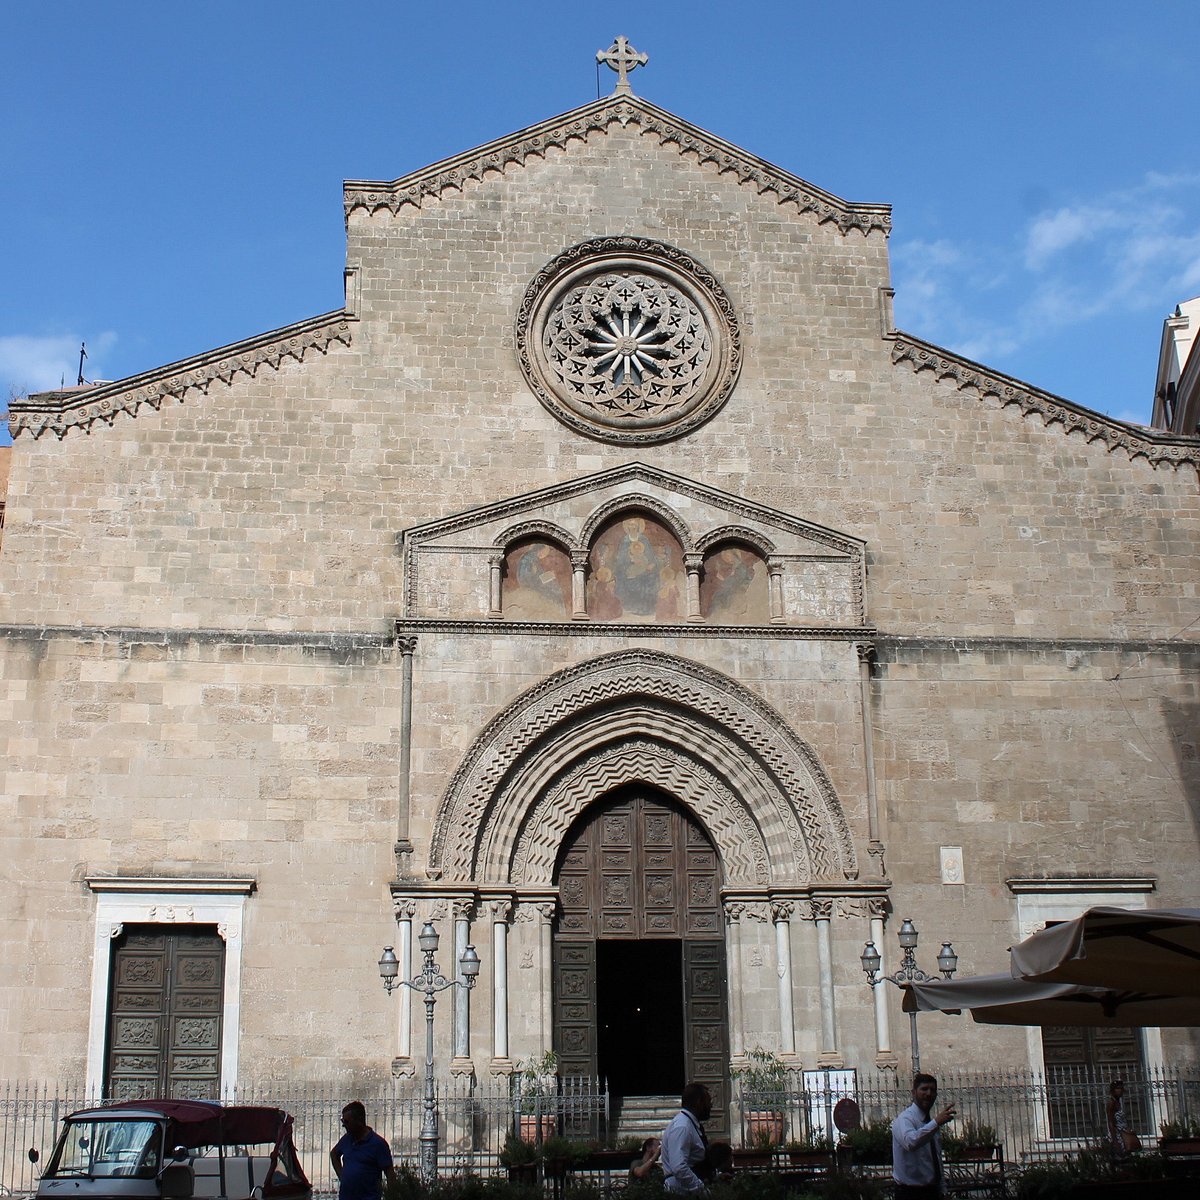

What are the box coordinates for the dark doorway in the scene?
[597,939,685,1097]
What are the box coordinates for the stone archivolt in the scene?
[8,312,353,441]
[344,94,892,237]
[891,334,1200,472]
[428,648,856,886]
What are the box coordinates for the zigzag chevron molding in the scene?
[8,312,353,441]
[344,95,891,237]
[891,334,1200,471]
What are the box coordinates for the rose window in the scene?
[516,238,741,444]
[543,273,711,419]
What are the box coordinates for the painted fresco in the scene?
[700,543,769,623]
[502,540,572,620]
[587,512,685,622]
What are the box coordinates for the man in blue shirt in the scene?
[660,1082,712,1193]
[892,1073,955,1199]
[330,1101,396,1200]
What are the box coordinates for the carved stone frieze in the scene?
[430,649,856,883]
[344,95,891,237]
[891,334,1200,472]
[9,312,354,442]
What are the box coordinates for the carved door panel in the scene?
[106,927,225,1100]
[1042,1025,1145,1138]
[553,941,597,1080]
[684,940,730,1138]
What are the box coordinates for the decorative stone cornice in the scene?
[891,333,1200,472]
[9,310,354,441]
[344,95,891,237]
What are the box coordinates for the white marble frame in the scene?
[84,878,256,1096]
[1010,880,1163,1140]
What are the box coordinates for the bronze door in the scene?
[105,926,225,1100]
[554,787,728,1131]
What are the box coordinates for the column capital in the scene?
[397,635,419,657]
[452,896,477,922]
[392,896,418,920]
[487,898,514,923]
[683,552,703,571]
[770,899,795,923]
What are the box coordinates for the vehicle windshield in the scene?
[48,1119,163,1179]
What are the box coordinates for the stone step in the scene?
[613,1095,678,1140]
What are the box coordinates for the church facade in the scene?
[3,53,1199,1110]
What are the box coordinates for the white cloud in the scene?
[1,331,117,398]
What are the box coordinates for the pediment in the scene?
[345,94,891,237]
[401,462,868,628]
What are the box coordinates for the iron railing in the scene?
[0,1076,609,1197]
[735,1064,1200,1162]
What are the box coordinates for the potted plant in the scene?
[514,1050,558,1143]
[1158,1116,1200,1155]
[499,1130,540,1184]
[733,1046,789,1148]
[942,1117,1000,1162]
[784,1133,835,1170]
[732,1126,778,1169]
[842,1118,892,1166]
[539,1134,586,1179]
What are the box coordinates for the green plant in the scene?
[613,1134,645,1153]
[1159,1116,1200,1139]
[842,1118,892,1164]
[784,1134,834,1153]
[942,1116,998,1159]
[498,1132,539,1168]
[732,1046,789,1105]
[538,1135,586,1175]
[513,1050,558,1113]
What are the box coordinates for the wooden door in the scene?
[1042,1025,1145,1138]
[106,926,225,1100]
[553,787,728,1119]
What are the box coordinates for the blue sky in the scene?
[3,2,1198,446]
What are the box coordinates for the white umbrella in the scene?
[1009,906,1200,996]
[903,971,1200,1027]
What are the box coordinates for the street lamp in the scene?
[379,920,481,1183]
[860,918,957,1075]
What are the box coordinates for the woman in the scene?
[629,1136,661,1182]
[1106,1079,1139,1157]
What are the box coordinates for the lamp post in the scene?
[379,920,480,1184]
[860,917,957,1076]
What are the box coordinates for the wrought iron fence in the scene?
[0,1076,609,1198]
[736,1064,1200,1163]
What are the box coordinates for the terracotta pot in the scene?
[744,1110,785,1147]
[518,1114,556,1143]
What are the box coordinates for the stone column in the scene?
[570,552,589,620]
[856,642,886,875]
[535,902,556,1049]
[392,897,416,1077]
[394,637,418,876]
[488,899,513,1069]
[488,555,504,618]
[768,561,785,622]
[723,902,747,1058]
[772,900,796,1055]
[869,898,897,1068]
[684,552,704,621]
[451,897,474,1074]
[813,899,844,1068]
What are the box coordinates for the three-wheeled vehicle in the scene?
[31,1100,312,1200]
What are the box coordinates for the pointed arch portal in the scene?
[429,648,857,888]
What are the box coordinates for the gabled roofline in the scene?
[8,309,354,441]
[890,331,1200,472]
[344,94,891,237]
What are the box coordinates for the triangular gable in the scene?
[8,310,353,441]
[344,93,891,238]
[402,461,869,628]
[891,332,1200,472]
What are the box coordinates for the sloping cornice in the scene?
[8,309,354,441]
[891,332,1200,472]
[344,94,891,237]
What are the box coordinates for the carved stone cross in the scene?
[596,36,648,95]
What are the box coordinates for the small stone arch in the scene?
[493,519,575,554]
[579,494,695,552]
[695,525,777,556]
[428,649,856,886]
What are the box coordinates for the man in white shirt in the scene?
[892,1073,955,1199]
[660,1082,712,1193]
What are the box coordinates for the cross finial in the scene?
[597,36,647,96]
